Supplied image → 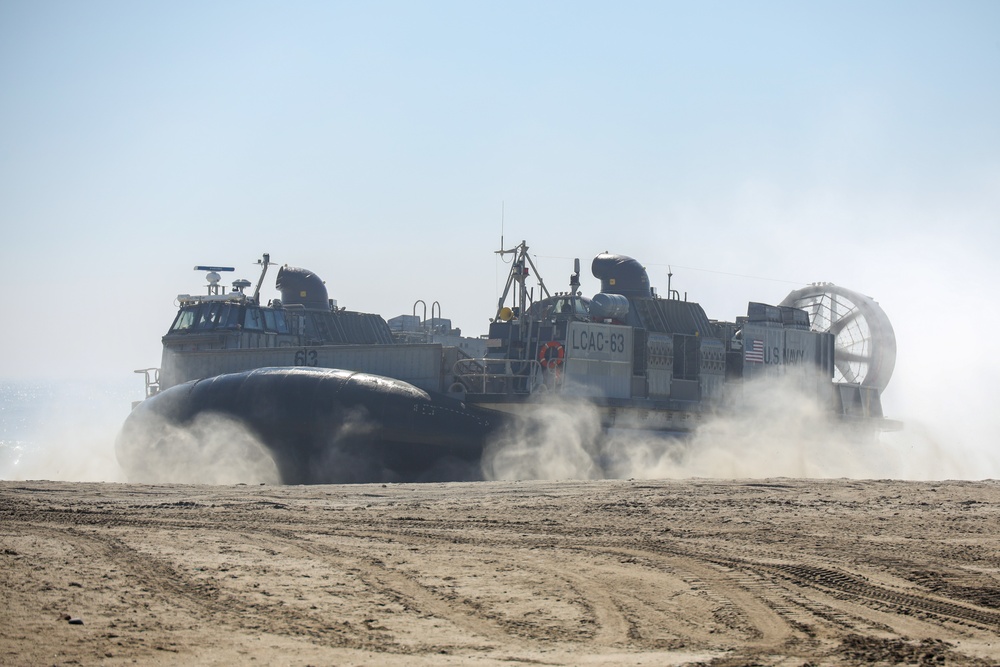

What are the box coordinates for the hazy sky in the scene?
[2,1,999,464]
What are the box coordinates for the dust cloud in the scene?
[481,394,605,481]
[1,422,125,483]
[609,374,887,480]
[115,411,280,485]
[5,341,996,485]
[0,381,129,483]
[0,380,281,485]
[481,372,997,482]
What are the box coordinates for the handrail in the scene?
[452,358,552,395]
[133,367,161,398]
[412,299,427,323]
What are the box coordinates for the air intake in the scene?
[591,253,651,298]
[276,266,329,309]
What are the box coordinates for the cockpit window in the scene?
[170,303,290,334]
[194,303,220,330]
[170,307,197,332]
[529,296,591,320]
[170,303,247,333]
[272,309,289,334]
[243,307,263,331]
[218,303,241,329]
[263,309,277,332]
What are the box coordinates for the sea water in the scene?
[0,378,139,481]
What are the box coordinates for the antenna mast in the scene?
[252,253,271,304]
[494,240,550,320]
[500,201,504,252]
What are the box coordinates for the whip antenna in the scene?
[500,201,504,252]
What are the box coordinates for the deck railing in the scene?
[453,358,551,395]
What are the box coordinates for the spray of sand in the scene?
[481,393,605,481]
[115,411,280,485]
[0,381,132,482]
[5,361,994,484]
[482,371,998,482]
[608,373,883,479]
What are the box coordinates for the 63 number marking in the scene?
[294,349,318,366]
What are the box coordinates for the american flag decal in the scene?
[745,339,765,363]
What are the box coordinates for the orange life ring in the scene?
[538,341,564,369]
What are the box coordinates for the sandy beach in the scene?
[2,478,999,666]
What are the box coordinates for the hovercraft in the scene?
[117,245,898,484]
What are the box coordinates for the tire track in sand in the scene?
[20,523,393,652]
